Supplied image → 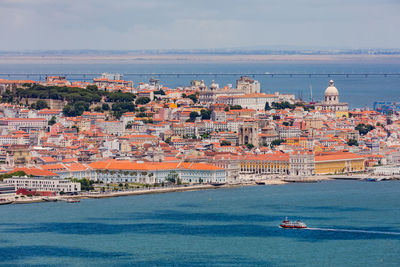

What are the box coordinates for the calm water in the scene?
[0,180,399,266]
[0,62,400,108]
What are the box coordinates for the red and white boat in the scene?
[280,217,307,229]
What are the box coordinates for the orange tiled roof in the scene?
[11,167,58,177]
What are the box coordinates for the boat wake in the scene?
[306,227,400,236]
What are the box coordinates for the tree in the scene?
[136,112,148,118]
[355,123,375,136]
[154,89,165,95]
[272,115,280,120]
[70,178,94,191]
[187,111,199,122]
[265,101,271,111]
[220,140,231,146]
[270,139,286,147]
[48,116,57,126]
[0,171,26,181]
[166,171,179,184]
[246,144,254,149]
[86,85,98,91]
[230,105,242,110]
[200,109,212,120]
[71,125,80,133]
[107,92,135,102]
[271,101,295,110]
[35,100,49,110]
[112,102,135,119]
[94,106,103,112]
[136,97,151,105]
[187,93,198,103]
[102,103,110,111]
[347,139,359,146]
[200,133,210,139]
[126,121,133,129]
[63,101,90,117]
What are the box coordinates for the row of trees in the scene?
[265,101,314,111]
[4,84,141,118]
[182,93,199,103]
[69,178,94,191]
[0,171,27,181]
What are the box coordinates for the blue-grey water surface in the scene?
[0,180,399,266]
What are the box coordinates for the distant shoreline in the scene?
[1,54,400,64]
[7,177,398,205]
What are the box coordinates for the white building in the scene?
[0,118,47,132]
[88,160,226,184]
[289,151,315,176]
[373,166,400,176]
[0,182,16,198]
[97,120,125,136]
[217,92,295,111]
[236,76,260,94]
[4,177,81,193]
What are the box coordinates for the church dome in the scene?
[324,80,339,96]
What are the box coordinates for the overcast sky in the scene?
[0,0,399,50]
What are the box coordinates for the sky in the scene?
[0,0,399,51]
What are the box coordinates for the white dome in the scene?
[324,80,339,96]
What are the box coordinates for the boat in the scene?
[366,178,377,182]
[0,199,13,205]
[42,197,58,202]
[210,182,226,186]
[66,198,80,203]
[279,217,307,229]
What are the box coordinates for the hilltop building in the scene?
[236,76,260,94]
[315,80,348,111]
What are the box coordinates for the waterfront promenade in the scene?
[5,175,399,205]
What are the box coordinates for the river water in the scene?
[0,180,399,266]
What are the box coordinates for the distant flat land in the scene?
[1,54,400,64]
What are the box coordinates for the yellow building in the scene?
[240,153,290,174]
[285,137,308,148]
[336,111,349,118]
[7,145,31,165]
[315,152,364,175]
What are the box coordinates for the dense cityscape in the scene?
[0,73,397,203]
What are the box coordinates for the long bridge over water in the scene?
[1,73,400,79]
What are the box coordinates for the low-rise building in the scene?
[314,151,365,175]
[89,160,226,184]
[0,182,16,198]
[4,177,81,194]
